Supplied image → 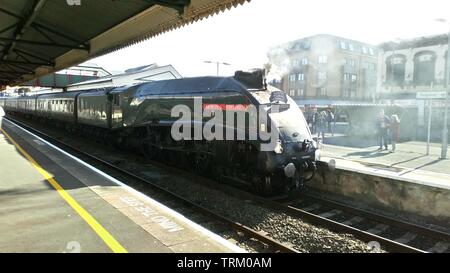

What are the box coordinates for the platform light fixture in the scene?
[204,61,231,76]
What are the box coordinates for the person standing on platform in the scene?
[326,108,335,136]
[390,115,400,153]
[307,107,318,134]
[306,107,313,133]
[317,110,327,139]
[376,109,391,151]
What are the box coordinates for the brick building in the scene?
[268,34,378,104]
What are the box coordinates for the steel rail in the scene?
[302,193,450,244]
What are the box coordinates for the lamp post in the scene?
[436,19,450,159]
[204,61,231,76]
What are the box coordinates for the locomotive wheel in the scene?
[193,151,210,174]
[251,175,273,196]
[286,172,304,196]
[188,142,212,175]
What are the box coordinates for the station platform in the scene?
[0,118,244,253]
[309,137,450,225]
[321,141,450,190]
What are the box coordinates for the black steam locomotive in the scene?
[0,70,319,195]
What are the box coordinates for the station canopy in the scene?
[0,0,250,88]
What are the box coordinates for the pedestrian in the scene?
[0,105,5,129]
[308,107,318,134]
[376,109,391,151]
[390,115,400,152]
[317,111,327,139]
[306,107,313,133]
[326,108,335,136]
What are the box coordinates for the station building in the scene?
[376,34,449,141]
[376,34,449,101]
[66,63,182,91]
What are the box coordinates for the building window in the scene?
[362,46,368,54]
[318,71,327,80]
[369,48,374,55]
[301,58,308,65]
[289,74,296,82]
[364,62,376,70]
[317,87,327,96]
[386,54,406,85]
[289,90,296,96]
[340,41,347,50]
[297,40,311,50]
[343,73,357,81]
[348,43,354,51]
[298,73,305,81]
[392,57,404,65]
[346,59,355,67]
[343,88,350,97]
[318,55,328,64]
[343,73,357,98]
[298,89,305,97]
[414,51,436,85]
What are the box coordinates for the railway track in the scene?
[5,116,297,253]
[219,189,428,253]
[7,116,450,253]
[221,180,449,253]
[286,194,450,253]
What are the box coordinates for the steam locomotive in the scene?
[0,70,319,195]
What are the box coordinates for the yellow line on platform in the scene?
[0,127,128,253]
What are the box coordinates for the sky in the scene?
[88,0,450,78]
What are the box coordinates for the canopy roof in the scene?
[0,0,250,88]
